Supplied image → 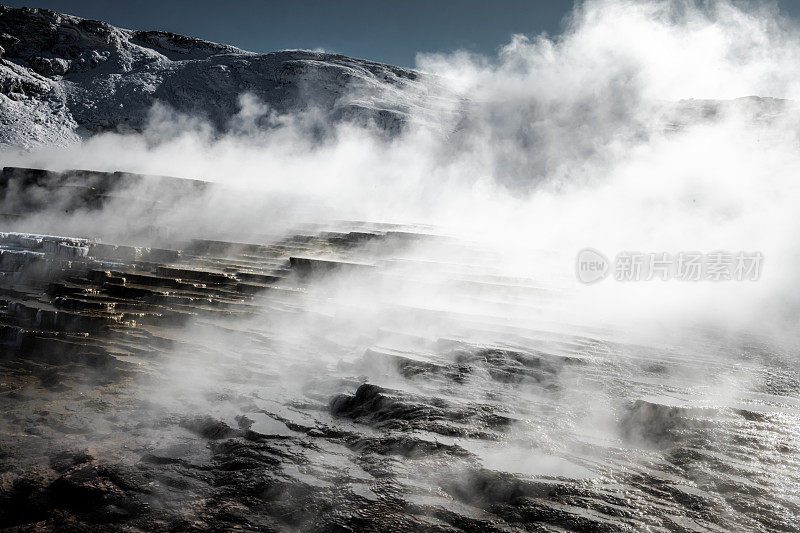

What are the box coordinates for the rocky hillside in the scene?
[0,5,449,148]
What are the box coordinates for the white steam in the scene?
[4,0,800,339]
[3,1,800,501]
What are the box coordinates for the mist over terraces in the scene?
[0,166,797,530]
[2,1,800,531]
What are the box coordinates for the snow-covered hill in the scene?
[0,5,450,148]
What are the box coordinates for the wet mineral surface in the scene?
[0,168,797,531]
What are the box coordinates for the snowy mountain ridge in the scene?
[0,5,450,148]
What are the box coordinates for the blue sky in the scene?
[5,1,800,67]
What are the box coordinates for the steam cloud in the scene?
[3,0,800,481]
[4,0,799,339]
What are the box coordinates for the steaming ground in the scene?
[0,168,798,531]
[3,0,800,530]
